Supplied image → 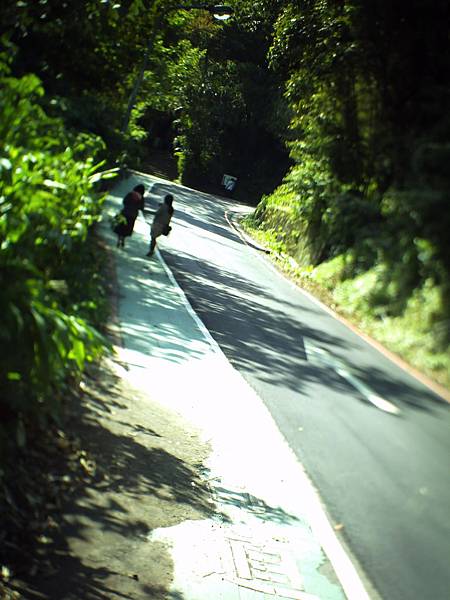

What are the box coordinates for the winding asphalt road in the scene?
[150,180,450,600]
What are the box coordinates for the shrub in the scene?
[0,58,108,455]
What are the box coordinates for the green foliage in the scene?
[318,261,450,386]
[247,185,304,256]
[3,0,292,192]
[116,1,291,196]
[311,254,351,289]
[0,59,108,455]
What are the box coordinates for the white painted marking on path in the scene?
[304,338,401,415]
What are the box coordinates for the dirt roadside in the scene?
[3,233,215,600]
[12,359,213,600]
[4,360,214,600]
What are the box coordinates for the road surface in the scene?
[151,180,450,600]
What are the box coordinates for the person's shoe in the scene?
[146,250,153,257]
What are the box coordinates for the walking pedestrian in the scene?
[113,183,146,248]
[146,194,174,257]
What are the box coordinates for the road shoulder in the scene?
[12,356,213,600]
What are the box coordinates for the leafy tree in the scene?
[250,0,449,354]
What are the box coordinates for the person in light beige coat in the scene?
[146,194,174,256]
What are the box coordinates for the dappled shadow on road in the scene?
[114,251,211,364]
[151,182,234,224]
[174,208,243,246]
[212,487,301,527]
[162,249,352,396]
[151,181,244,249]
[162,249,448,414]
[166,592,188,600]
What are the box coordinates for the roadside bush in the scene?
[0,58,108,456]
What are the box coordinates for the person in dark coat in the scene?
[114,184,146,248]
